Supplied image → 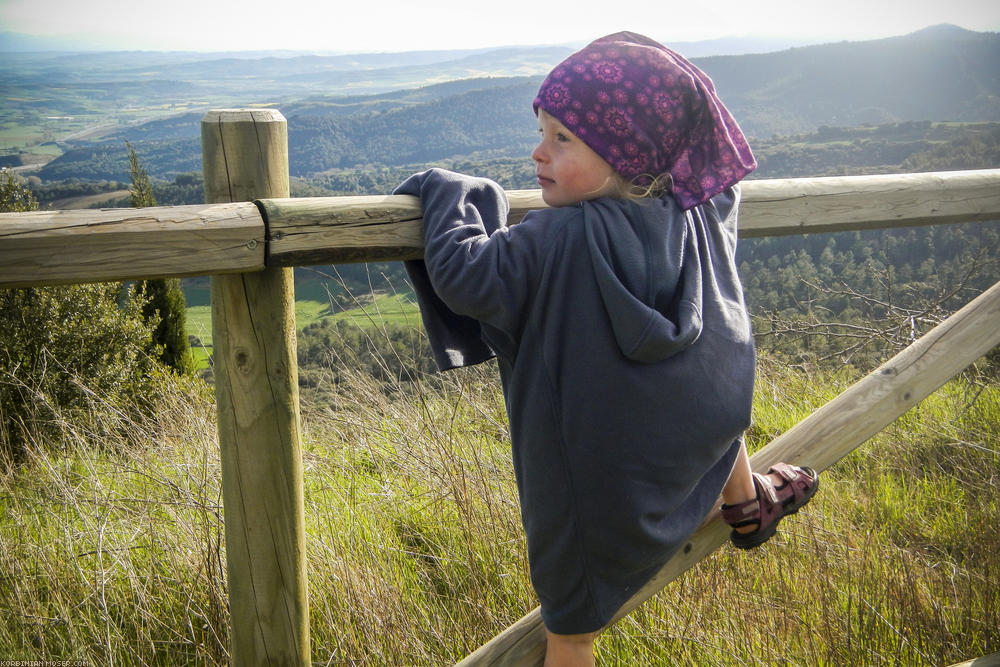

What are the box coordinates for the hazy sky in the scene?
[1,0,997,52]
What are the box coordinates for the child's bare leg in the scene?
[721,439,797,534]
[544,629,596,667]
[722,439,820,547]
[721,438,757,507]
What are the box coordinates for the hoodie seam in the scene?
[537,318,605,630]
[535,205,607,629]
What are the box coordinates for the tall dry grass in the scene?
[0,337,997,665]
[0,373,228,664]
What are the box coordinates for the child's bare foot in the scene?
[721,463,819,548]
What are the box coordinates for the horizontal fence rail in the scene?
[1,169,998,288]
[0,202,264,287]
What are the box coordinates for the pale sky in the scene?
[1,0,997,53]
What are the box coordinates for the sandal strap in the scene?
[722,472,777,527]
[753,472,779,505]
[767,462,818,509]
[769,462,802,483]
[725,462,820,550]
[721,494,759,527]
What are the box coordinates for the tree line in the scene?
[6,118,999,425]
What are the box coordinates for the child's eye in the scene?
[556,132,570,142]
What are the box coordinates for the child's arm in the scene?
[396,168,551,338]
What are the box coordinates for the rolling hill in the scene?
[16,24,1000,181]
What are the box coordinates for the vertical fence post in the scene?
[201,109,310,666]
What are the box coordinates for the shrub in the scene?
[0,168,163,466]
[0,283,163,465]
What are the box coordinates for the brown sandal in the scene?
[721,462,819,549]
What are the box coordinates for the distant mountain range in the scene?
[8,25,998,181]
[0,29,821,58]
[699,24,1000,134]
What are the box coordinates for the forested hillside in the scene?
[28,26,1000,181]
[287,78,540,174]
[10,25,1000,371]
[699,24,1000,136]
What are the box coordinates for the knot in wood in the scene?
[233,347,253,374]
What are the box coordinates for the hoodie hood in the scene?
[583,197,704,363]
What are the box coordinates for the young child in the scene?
[396,32,818,666]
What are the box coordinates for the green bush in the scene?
[135,277,194,375]
[0,168,164,466]
[0,283,163,465]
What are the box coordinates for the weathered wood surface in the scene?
[947,651,1000,667]
[1,169,996,286]
[255,168,1000,266]
[204,109,311,666]
[457,278,1000,666]
[0,202,263,287]
[261,193,424,265]
[738,169,1000,237]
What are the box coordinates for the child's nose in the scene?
[531,143,546,163]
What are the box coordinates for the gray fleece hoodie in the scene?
[397,168,754,633]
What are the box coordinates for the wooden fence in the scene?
[1,108,999,666]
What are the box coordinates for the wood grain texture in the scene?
[457,279,1000,666]
[203,109,311,666]
[263,194,424,265]
[0,169,995,284]
[0,203,263,287]
[738,169,1000,237]
[257,169,1000,267]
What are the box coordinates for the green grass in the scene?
[186,293,421,345]
[185,292,421,370]
[184,305,213,347]
[0,126,46,150]
[326,292,421,329]
[1,335,997,664]
[190,344,213,370]
[295,299,330,328]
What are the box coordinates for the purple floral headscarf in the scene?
[534,31,756,210]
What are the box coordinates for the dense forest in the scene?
[24,116,1000,374]
[11,25,1000,375]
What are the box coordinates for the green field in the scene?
[186,292,420,369]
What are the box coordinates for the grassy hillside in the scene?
[185,291,420,371]
[0,338,996,664]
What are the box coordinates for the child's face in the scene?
[533,109,619,207]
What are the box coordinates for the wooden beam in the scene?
[260,169,1000,267]
[203,109,311,666]
[0,169,996,286]
[261,193,424,265]
[457,278,1000,666]
[0,202,263,288]
[946,651,1000,667]
[737,169,1000,237]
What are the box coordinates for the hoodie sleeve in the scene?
[395,168,548,369]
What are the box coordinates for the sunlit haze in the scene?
[1,0,998,52]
